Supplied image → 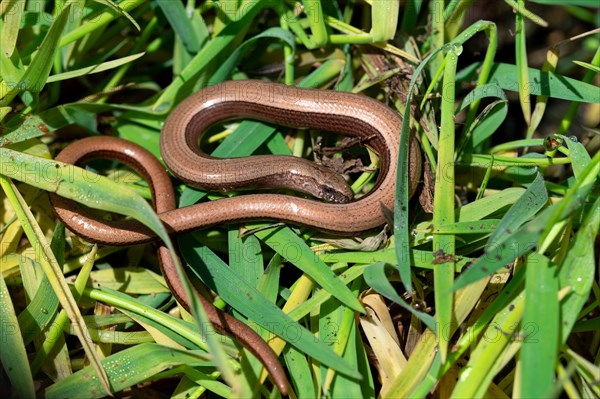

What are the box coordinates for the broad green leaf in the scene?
[0,273,36,399]
[44,343,211,399]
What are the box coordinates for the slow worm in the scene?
[50,80,422,395]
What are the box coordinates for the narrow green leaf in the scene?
[457,83,508,151]
[572,60,600,73]
[528,0,598,5]
[0,273,36,399]
[283,345,315,398]
[454,152,599,290]
[154,2,265,108]
[92,0,140,31]
[328,320,373,398]
[487,172,548,247]
[432,46,460,362]
[155,0,200,53]
[515,0,532,125]
[485,62,600,103]
[1,4,71,102]
[179,234,362,380]
[558,195,599,345]
[17,266,60,345]
[320,248,473,271]
[363,263,437,332]
[369,0,399,41]
[449,286,526,398]
[58,0,144,47]
[89,267,170,294]
[521,253,559,398]
[564,134,592,179]
[1,0,25,57]
[210,27,296,82]
[0,115,51,145]
[44,343,211,399]
[0,147,169,245]
[46,52,145,83]
[255,227,363,313]
[0,176,111,394]
[505,0,549,26]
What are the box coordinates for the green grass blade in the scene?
[483,62,600,102]
[449,281,526,398]
[46,52,145,83]
[564,134,592,179]
[1,0,25,57]
[17,266,59,346]
[369,0,399,42]
[454,151,599,290]
[515,0,532,126]
[0,272,36,398]
[363,263,437,332]
[383,274,490,398]
[58,0,144,47]
[0,115,51,145]
[432,45,460,362]
[179,234,362,380]
[154,1,265,109]
[0,4,71,105]
[400,0,423,32]
[211,27,295,82]
[255,227,363,312]
[0,175,111,394]
[504,0,549,26]
[558,195,599,345]
[520,253,559,398]
[0,147,170,245]
[44,343,211,399]
[283,345,316,397]
[487,172,548,246]
[155,0,201,53]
